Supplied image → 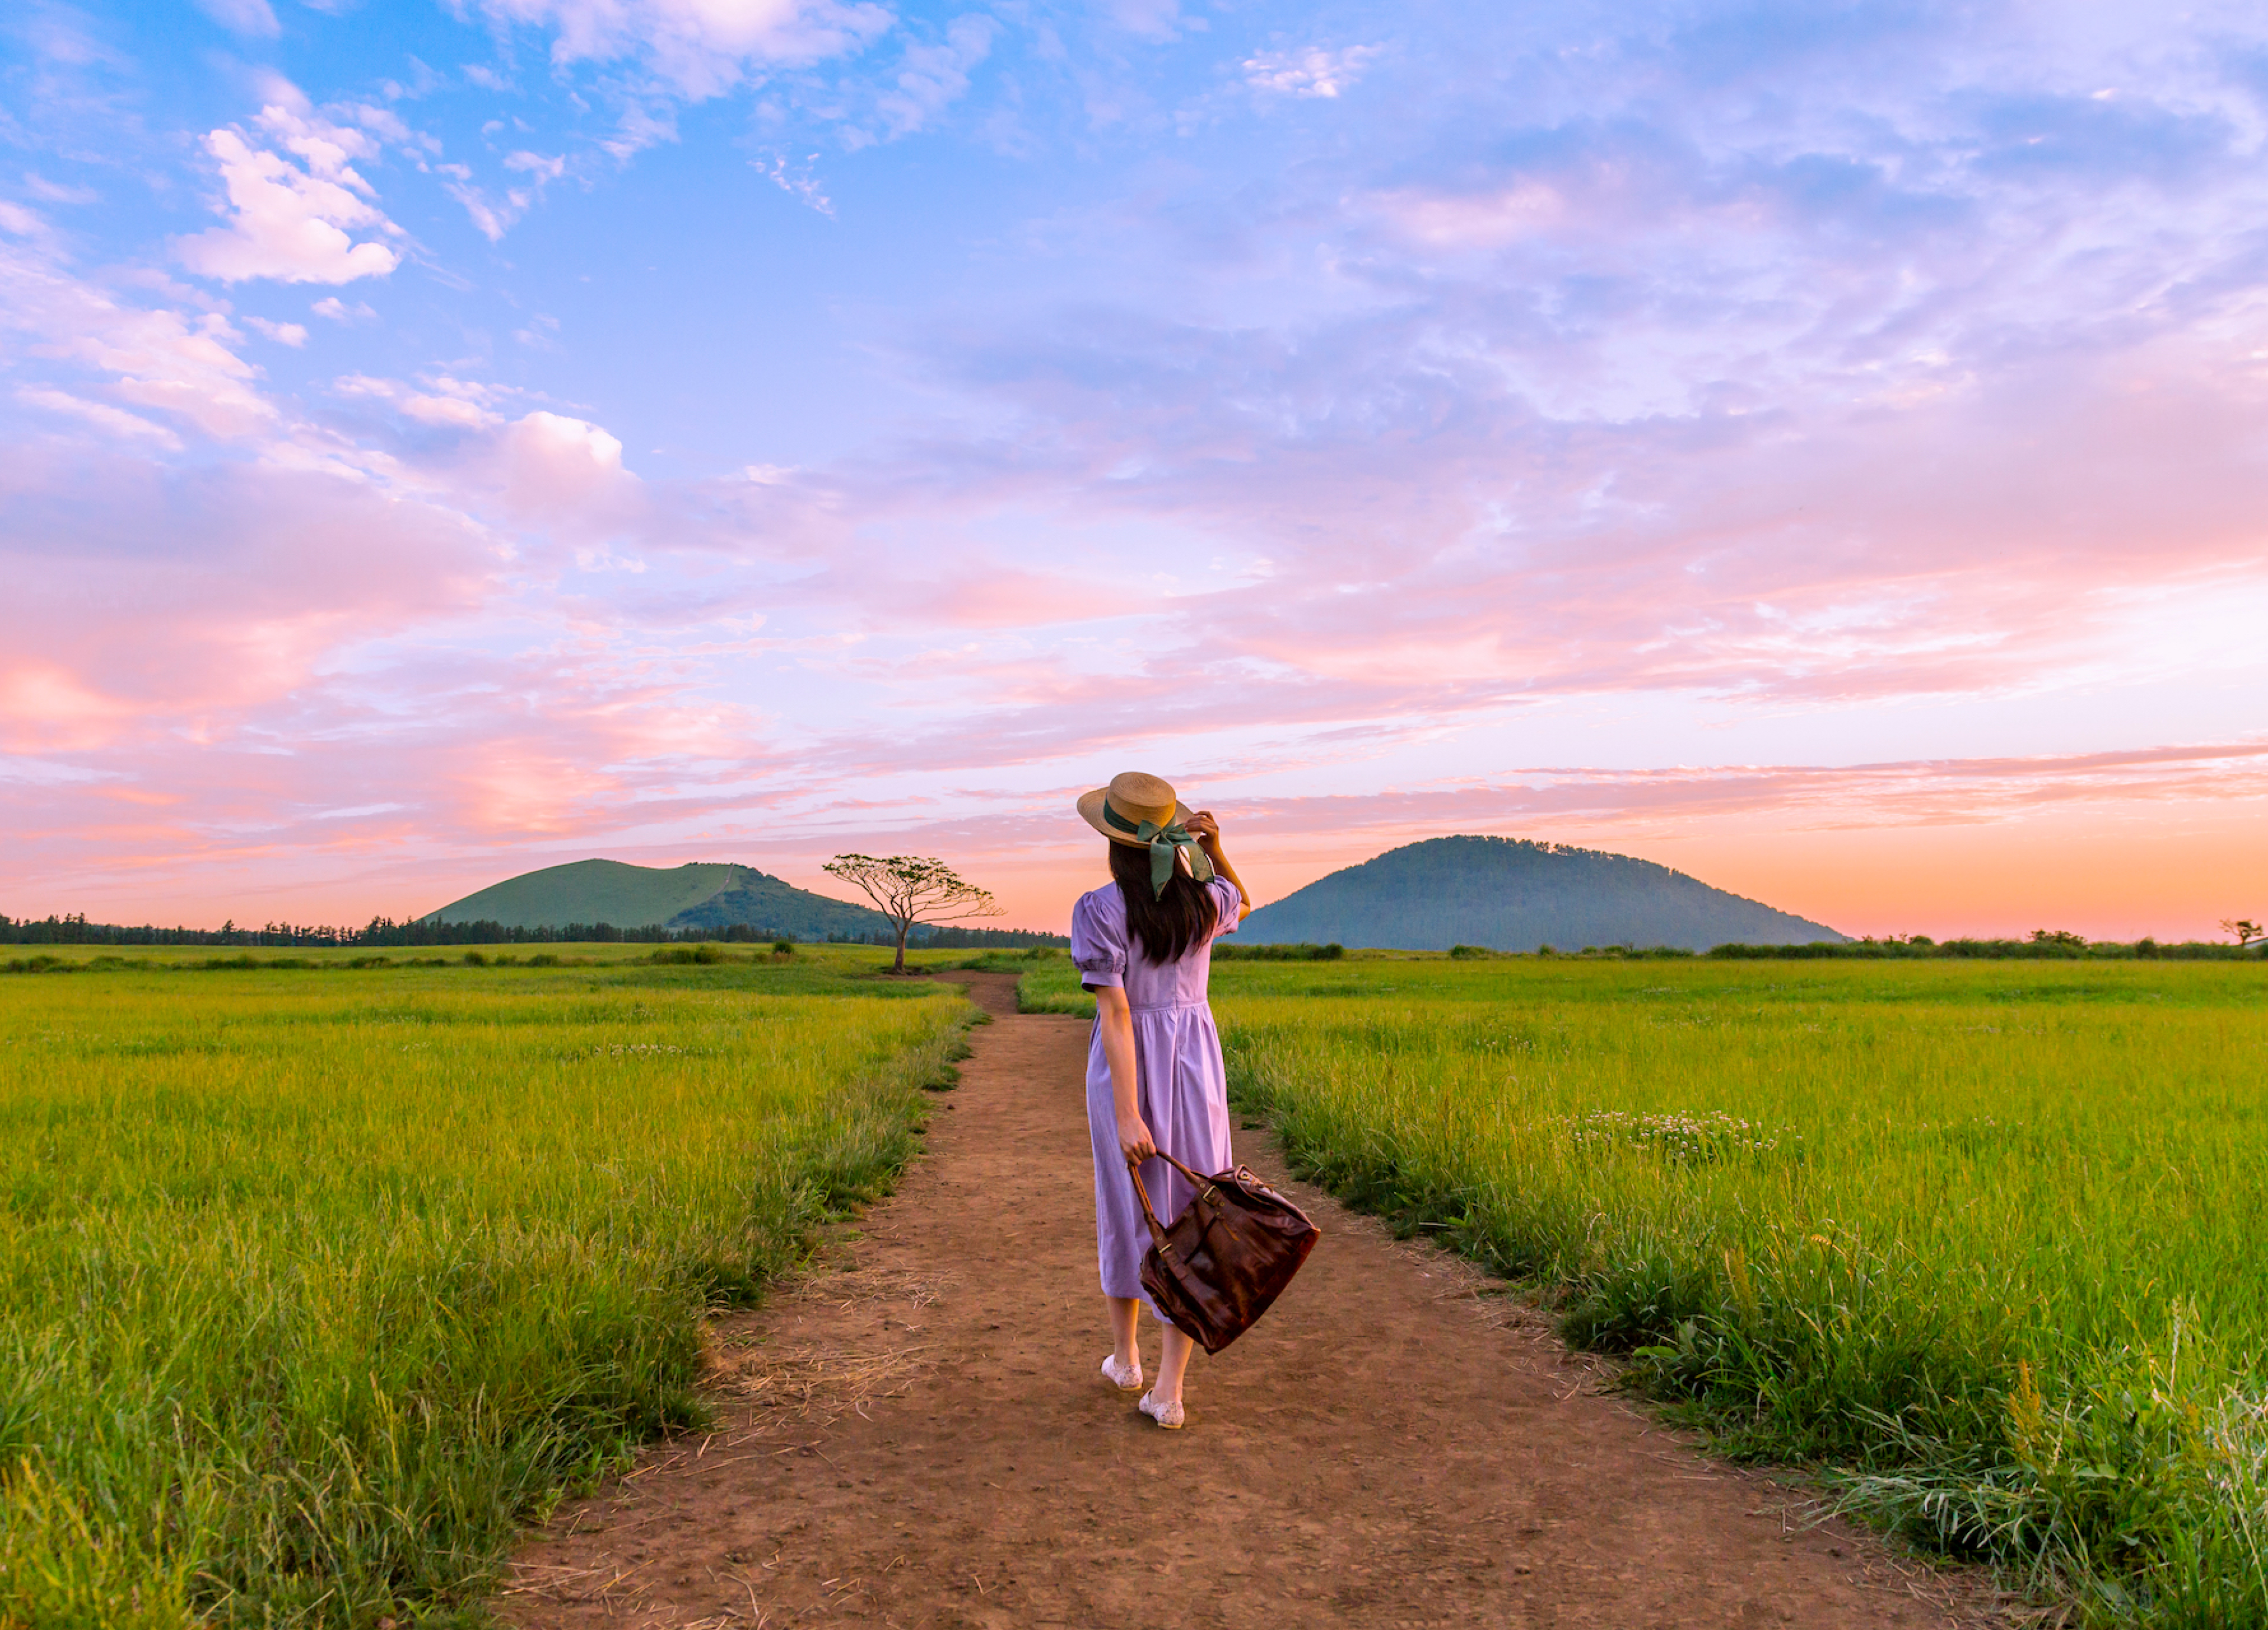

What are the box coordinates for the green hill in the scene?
[1239,836,1844,951]
[423,859,891,938]
[666,873,893,938]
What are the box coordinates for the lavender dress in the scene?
[1071,873,1244,1309]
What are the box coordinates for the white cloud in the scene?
[508,151,569,185]
[193,0,281,37]
[406,394,500,428]
[174,96,405,285]
[15,386,185,448]
[602,100,682,161]
[333,371,511,428]
[243,315,309,346]
[875,15,996,139]
[1105,0,1181,41]
[440,151,568,241]
[312,296,378,322]
[438,167,509,240]
[757,152,833,214]
[336,103,426,151]
[1243,44,1381,99]
[480,0,894,99]
[23,174,98,206]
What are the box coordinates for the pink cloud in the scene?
[501,410,634,515]
[9,43,2268,947]
[13,386,183,448]
[480,0,894,100]
[8,295,2263,940]
[0,666,140,754]
[3,238,276,439]
[0,451,495,738]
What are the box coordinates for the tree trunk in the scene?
[893,921,910,973]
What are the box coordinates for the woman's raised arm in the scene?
[1186,810,1252,920]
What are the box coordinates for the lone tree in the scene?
[2224,918,2264,947]
[822,855,1005,973]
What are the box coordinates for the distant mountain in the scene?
[424,859,891,938]
[1238,836,1845,951]
[666,873,893,938]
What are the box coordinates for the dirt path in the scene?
[503,972,2002,1629]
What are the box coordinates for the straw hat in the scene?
[1079,770,1221,898]
[1077,771,1192,846]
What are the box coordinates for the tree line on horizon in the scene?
[4,915,2256,959]
[0,912,1069,950]
[1704,930,2263,960]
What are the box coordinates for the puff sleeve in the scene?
[1207,873,1243,941]
[1070,889,1126,990]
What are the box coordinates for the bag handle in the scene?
[1124,1147,1212,1253]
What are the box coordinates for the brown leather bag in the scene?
[1128,1150,1320,1354]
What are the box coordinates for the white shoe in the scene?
[1138,1389,1185,1430]
[1101,1352,1143,1392]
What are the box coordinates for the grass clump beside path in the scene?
[1008,948,1099,1015]
[0,951,970,1629]
[1202,956,2268,1626]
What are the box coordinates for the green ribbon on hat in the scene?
[1102,800,1215,899]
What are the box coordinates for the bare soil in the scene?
[501,972,2017,1630]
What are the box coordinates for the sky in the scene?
[4,0,2267,940]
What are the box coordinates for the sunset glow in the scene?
[5,1,2266,937]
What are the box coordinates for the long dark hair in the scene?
[1109,840,1217,965]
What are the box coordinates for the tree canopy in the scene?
[821,855,1004,972]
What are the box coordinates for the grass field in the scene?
[0,946,972,1629]
[1023,949,2268,1624]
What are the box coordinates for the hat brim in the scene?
[1077,787,1194,846]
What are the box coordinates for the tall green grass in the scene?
[0,958,968,1628]
[1012,949,1096,1015]
[1203,957,2268,1624]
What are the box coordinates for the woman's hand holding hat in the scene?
[1184,809,1251,919]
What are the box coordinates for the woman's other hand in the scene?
[1188,809,1222,852]
[1118,1115,1158,1164]
[1097,987,1152,1160]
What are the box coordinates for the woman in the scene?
[1069,770,1252,1430]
